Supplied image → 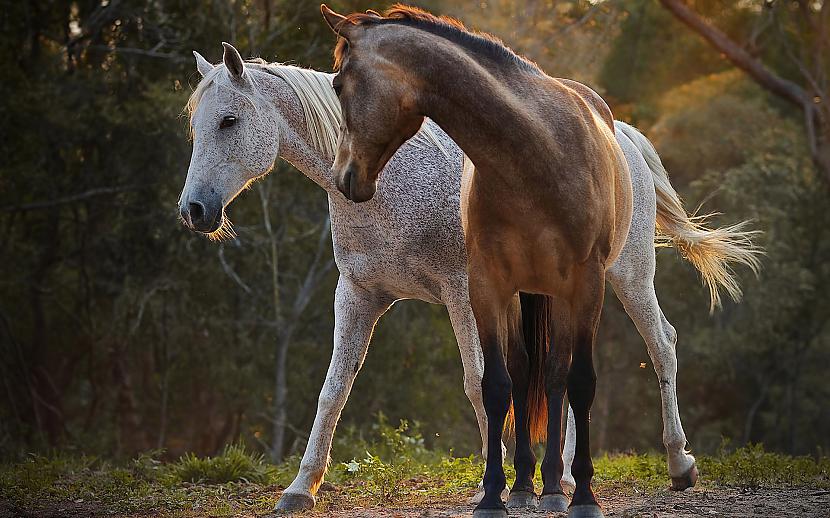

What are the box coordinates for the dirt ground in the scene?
[308,487,830,518]
[3,486,828,518]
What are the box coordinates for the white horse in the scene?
[179,43,761,512]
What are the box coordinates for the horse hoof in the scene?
[539,493,569,512]
[670,464,699,491]
[506,490,538,509]
[567,504,604,518]
[274,491,315,513]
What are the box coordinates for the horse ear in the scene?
[320,4,353,39]
[193,51,214,77]
[365,9,382,17]
[221,42,245,79]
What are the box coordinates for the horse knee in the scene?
[316,388,346,415]
[664,322,677,348]
[464,375,483,403]
[481,373,512,412]
[567,369,596,411]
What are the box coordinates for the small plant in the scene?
[131,449,165,482]
[428,454,485,493]
[342,451,410,502]
[169,442,276,485]
[337,415,436,503]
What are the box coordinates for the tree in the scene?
[659,0,830,182]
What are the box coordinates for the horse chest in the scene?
[328,198,463,304]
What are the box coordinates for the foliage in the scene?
[169,443,276,485]
[334,415,448,503]
[701,443,830,489]
[593,452,670,491]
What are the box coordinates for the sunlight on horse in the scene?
[319,4,762,517]
[180,33,761,514]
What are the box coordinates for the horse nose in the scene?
[188,201,206,225]
[336,166,355,201]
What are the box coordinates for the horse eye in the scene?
[219,116,237,129]
[332,83,343,97]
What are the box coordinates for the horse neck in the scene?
[389,31,546,174]
[258,68,336,191]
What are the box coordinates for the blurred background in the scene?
[1,0,828,465]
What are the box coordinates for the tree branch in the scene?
[1,185,141,212]
[659,0,808,107]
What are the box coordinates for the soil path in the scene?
[314,487,830,518]
[3,486,828,517]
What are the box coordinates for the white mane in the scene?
[186,60,447,160]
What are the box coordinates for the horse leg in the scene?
[608,268,697,490]
[275,276,391,512]
[609,125,697,489]
[445,287,507,504]
[538,301,572,513]
[506,294,537,508]
[469,271,512,518]
[567,265,605,518]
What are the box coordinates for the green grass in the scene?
[1,425,827,516]
[170,443,276,485]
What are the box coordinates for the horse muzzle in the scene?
[334,165,377,203]
[180,197,224,233]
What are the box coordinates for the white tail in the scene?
[615,121,763,312]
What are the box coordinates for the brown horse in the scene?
[320,5,633,518]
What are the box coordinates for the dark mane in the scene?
[332,4,542,75]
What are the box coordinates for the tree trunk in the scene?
[743,379,769,445]
[270,328,293,462]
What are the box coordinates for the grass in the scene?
[171,443,276,485]
[1,422,828,516]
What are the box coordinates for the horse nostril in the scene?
[189,201,205,223]
[343,168,353,199]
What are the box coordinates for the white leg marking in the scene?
[561,405,577,492]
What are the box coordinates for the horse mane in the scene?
[186,57,446,159]
[333,4,541,75]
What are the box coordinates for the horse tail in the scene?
[615,121,763,312]
[519,292,552,443]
